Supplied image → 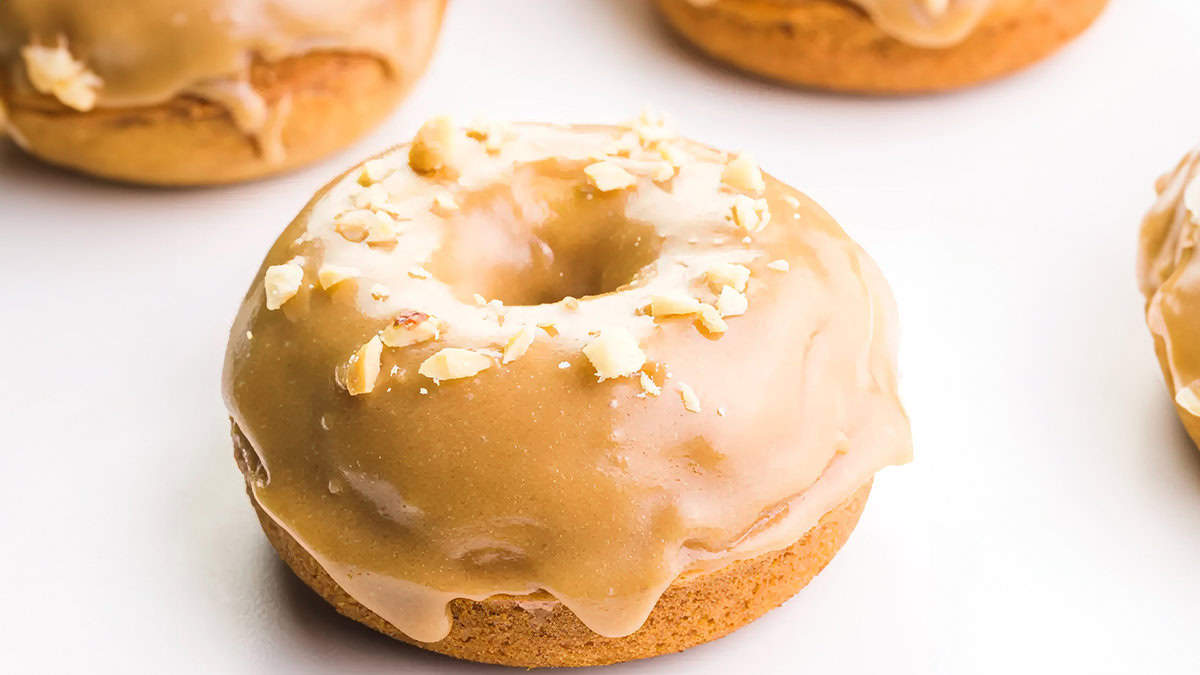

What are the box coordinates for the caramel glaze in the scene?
[691,0,1001,47]
[222,121,912,642]
[0,0,444,158]
[1139,148,1200,434]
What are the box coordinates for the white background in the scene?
[2,0,1198,672]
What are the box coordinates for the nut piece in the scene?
[21,42,102,111]
[639,372,661,397]
[731,195,770,233]
[432,192,459,215]
[409,115,460,174]
[766,259,790,272]
[650,294,702,317]
[317,264,358,290]
[503,325,536,364]
[583,329,646,380]
[381,311,440,348]
[697,303,727,334]
[358,158,393,185]
[408,266,432,279]
[335,209,398,245]
[345,336,384,396]
[705,263,751,292]
[584,161,637,192]
[716,286,748,317]
[630,108,674,146]
[419,348,492,382]
[263,261,304,310]
[678,383,701,413]
[1177,385,1200,417]
[722,154,765,194]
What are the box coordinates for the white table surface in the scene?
[2,1,1198,672]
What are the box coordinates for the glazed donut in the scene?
[655,0,1109,93]
[223,114,912,667]
[0,0,446,185]
[1139,147,1200,451]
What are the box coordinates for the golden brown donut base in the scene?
[655,0,1109,93]
[1150,334,1200,450]
[1,52,409,186]
[245,462,871,668]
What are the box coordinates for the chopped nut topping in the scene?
[538,322,560,337]
[766,259,790,272]
[503,325,537,364]
[358,158,393,186]
[21,42,102,111]
[650,294,703,317]
[631,108,674,145]
[705,263,751,292]
[409,115,460,174]
[583,329,646,380]
[345,336,384,396]
[584,161,637,192]
[722,154,765,194]
[335,209,399,245]
[465,119,508,154]
[657,142,690,168]
[473,293,488,306]
[369,284,391,301]
[731,195,770,233]
[678,383,701,413]
[381,311,440,348]
[562,296,580,310]
[352,184,394,212]
[716,286,748,317]
[432,192,459,215]
[1177,385,1200,416]
[717,406,727,416]
[697,303,727,334]
[639,372,661,397]
[409,266,432,279]
[317,264,358,290]
[783,195,801,209]
[263,261,303,310]
[419,348,492,382]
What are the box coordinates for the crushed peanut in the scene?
[380,311,440,348]
[584,160,637,192]
[716,286,748,317]
[639,372,661,397]
[419,348,492,382]
[21,41,102,111]
[650,294,703,317]
[432,192,459,215]
[722,154,765,194]
[766,259,790,272]
[731,195,770,233]
[345,336,384,396]
[583,329,646,380]
[697,303,727,334]
[409,115,460,174]
[631,108,674,146]
[408,266,432,279]
[369,284,391,301]
[263,261,304,310]
[335,209,399,245]
[466,118,508,154]
[1177,385,1200,416]
[678,383,701,413]
[503,325,537,364]
[358,158,393,185]
[705,263,751,292]
[317,264,358,290]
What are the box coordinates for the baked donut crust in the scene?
[243,453,872,668]
[654,0,1109,93]
[2,51,419,186]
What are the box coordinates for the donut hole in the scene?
[429,161,663,306]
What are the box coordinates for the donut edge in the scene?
[654,0,1109,93]
[236,426,873,668]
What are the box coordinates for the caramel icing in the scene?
[0,0,444,158]
[690,0,999,47]
[1139,148,1200,424]
[222,117,912,642]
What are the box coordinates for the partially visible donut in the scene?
[223,113,912,666]
[655,0,1109,93]
[0,0,446,185]
[1139,147,1200,450]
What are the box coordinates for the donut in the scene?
[0,0,446,185]
[1139,147,1200,451]
[654,0,1109,93]
[223,113,912,667]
